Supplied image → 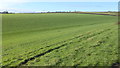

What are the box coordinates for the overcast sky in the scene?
[0,0,119,12]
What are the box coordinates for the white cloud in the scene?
[0,0,119,12]
[0,0,119,7]
[0,0,25,9]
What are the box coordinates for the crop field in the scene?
[1,13,118,67]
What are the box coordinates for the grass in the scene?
[2,13,118,66]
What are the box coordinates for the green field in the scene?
[2,13,118,66]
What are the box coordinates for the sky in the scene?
[0,0,119,13]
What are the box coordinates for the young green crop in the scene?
[2,13,118,66]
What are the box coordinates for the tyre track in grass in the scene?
[2,23,112,66]
[2,23,99,64]
[3,29,99,66]
[3,25,113,67]
[20,28,113,66]
[3,26,101,66]
[16,26,114,67]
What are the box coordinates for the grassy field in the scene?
[2,13,118,66]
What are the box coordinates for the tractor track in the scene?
[17,27,112,66]
[3,25,114,67]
